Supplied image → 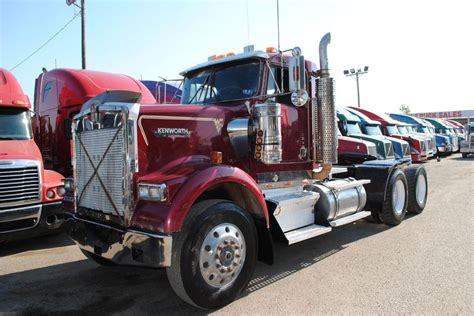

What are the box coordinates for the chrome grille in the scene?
[402,143,410,157]
[75,127,126,216]
[368,144,377,157]
[0,163,40,206]
[384,142,394,158]
[421,140,427,152]
[426,138,432,151]
[470,135,474,148]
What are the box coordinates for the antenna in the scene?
[246,0,250,44]
[276,0,281,52]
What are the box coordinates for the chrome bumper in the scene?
[66,215,172,267]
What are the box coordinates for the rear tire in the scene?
[166,199,257,310]
[406,165,428,214]
[462,153,468,158]
[380,168,408,226]
[80,249,117,266]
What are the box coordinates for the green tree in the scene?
[399,104,411,114]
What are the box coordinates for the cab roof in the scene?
[388,113,427,126]
[180,51,269,76]
[337,108,361,123]
[347,106,402,125]
[39,68,156,106]
[0,68,31,109]
[345,107,381,125]
[424,118,453,129]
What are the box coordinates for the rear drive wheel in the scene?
[166,199,257,310]
[462,153,468,158]
[80,249,117,266]
[380,168,408,226]
[406,165,428,214]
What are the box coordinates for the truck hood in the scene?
[136,103,243,176]
[0,140,43,163]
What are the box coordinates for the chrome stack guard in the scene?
[66,216,172,267]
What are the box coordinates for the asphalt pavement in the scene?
[1,154,473,315]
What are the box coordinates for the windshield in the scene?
[429,127,435,134]
[181,61,260,104]
[406,126,415,133]
[346,122,363,135]
[0,108,32,140]
[419,126,430,134]
[365,124,383,135]
[386,125,400,135]
[398,126,409,134]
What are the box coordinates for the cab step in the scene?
[329,211,371,227]
[284,224,332,245]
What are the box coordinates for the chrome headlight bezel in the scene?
[138,183,168,202]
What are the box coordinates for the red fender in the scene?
[132,164,269,233]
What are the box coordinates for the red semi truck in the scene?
[0,68,65,243]
[63,34,429,309]
[33,69,156,176]
[347,107,430,162]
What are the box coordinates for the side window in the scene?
[266,67,291,104]
[42,81,52,103]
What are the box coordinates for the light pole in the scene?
[66,0,86,69]
[343,66,369,107]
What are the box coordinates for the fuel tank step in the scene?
[284,224,332,245]
[329,210,371,227]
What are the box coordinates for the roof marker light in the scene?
[266,47,277,53]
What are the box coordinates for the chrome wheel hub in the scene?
[199,223,246,288]
[392,179,406,216]
[415,174,427,206]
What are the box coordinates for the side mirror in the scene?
[288,47,308,107]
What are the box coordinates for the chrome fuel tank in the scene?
[305,178,367,223]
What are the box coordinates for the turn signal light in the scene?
[266,47,277,53]
[255,152,262,159]
[226,52,235,57]
[210,151,222,164]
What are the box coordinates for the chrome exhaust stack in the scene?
[313,33,337,180]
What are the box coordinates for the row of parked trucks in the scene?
[0,33,469,309]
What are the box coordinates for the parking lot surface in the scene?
[1,155,473,314]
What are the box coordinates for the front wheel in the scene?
[380,168,408,226]
[166,199,257,310]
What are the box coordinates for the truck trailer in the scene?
[63,34,429,309]
[0,68,65,243]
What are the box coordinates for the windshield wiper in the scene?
[0,137,17,140]
[188,74,211,104]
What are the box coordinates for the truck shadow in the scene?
[0,219,391,315]
[0,232,74,257]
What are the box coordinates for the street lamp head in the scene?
[350,68,355,74]
[343,70,349,75]
[66,0,76,5]
[364,66,369,72]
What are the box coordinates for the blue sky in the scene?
[1,0,473,113]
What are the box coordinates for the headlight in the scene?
[64,178,74,192]
[46,189,55,198]
[138,183,168,202]
[57,186,66,197]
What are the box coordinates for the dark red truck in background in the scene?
[0,68,64,243]
[33,69,156,176]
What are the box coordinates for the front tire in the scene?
[166,199,257,310]
[380,168,408,226]
[406,165,428,214]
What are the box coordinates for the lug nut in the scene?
[223,240,230,245]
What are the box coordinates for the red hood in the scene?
[0,140,43,163]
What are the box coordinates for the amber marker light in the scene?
[255,152,262,159]
[210,151,222,164]
[256,145,262,151]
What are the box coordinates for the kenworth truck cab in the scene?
[0,68,64,243]
[345,107,412,161]
[424,118,459,152]
[460,123,474,158]
[347,107,431,162]
[337,108,395,160]
[64,34,428,309]
[389,113,451,156]
[33,69,156,176]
